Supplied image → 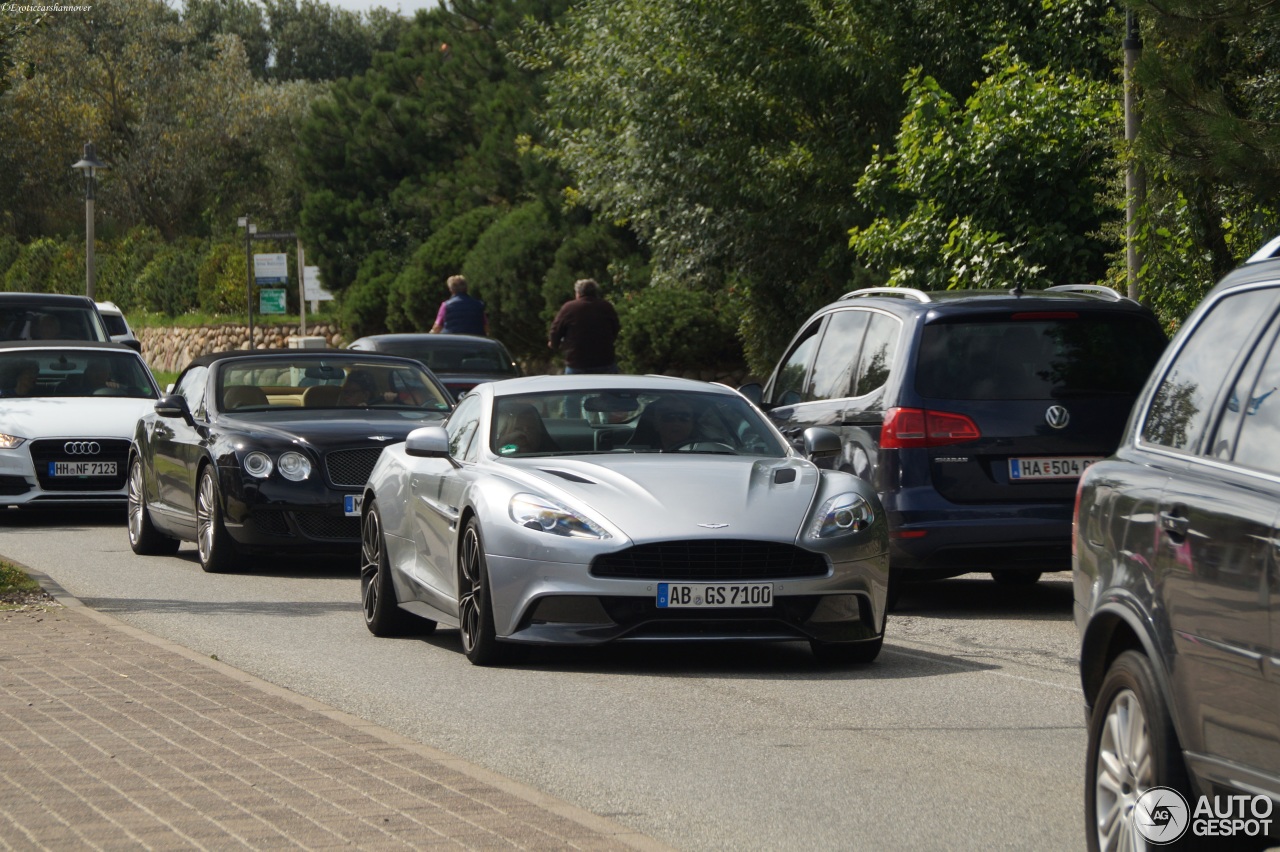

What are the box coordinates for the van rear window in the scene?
[915,315,1167,400]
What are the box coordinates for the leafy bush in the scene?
[198,241,249,314]
[3,237,82,294]
[387,206,504,332]
[542,219,650,315]
[340,251,398,338]
[135,237,205,315]
[95,226,166,309]
[463,201,565,358]
[614,286,742,375]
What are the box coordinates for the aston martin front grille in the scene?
[590,540,828,581]
[324,448,385,487]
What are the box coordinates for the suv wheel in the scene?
[1085,650,1193,852]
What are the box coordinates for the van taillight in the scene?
[881,407,981,449]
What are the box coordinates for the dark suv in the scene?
[0,293,112,344]
[1074,240,1280,851]
[741,285,1166,590]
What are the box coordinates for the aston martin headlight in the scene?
[0,433,25,449]
[243,451,274,479]
[277,451,312,481]
[509,493,609,539]
[808,492,874,538]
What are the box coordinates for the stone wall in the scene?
[138,323,345,373]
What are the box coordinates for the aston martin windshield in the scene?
[489,389,788,457]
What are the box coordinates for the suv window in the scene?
[809,310,868,401]
[915,314,1166,400]
[1225,316,1280,474]
[772,320,821,406]
[854,312,899,396]
[1142,288,1278,453]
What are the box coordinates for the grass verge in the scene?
[0,559,55,610]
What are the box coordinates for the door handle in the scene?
[1159,510,1189,538]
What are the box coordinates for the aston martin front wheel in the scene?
[457,519,514,666]
[127,455,179,556]
[360,499,430,637]
[195,466,237,573]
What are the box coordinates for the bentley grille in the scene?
[590,540,828,581]
[324,448,385,488]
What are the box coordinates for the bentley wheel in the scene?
[1085,650,1194,852]
[457,519,513,666]
[360,500,430,637]
[127,455,179,556]
[196,466,237,573]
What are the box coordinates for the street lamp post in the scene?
[71,143,108,301]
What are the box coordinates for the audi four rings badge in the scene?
[1045,406,1070,429]
[63,441,101,454]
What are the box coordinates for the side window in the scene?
[808,310,868,401]
[768,319,822,406]
[854,313,900,397]
[1229,322,1280,475]
[174,366,208,417]
[446,394,482,461]
[1142,289,1278,453]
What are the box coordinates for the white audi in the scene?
[0,341,160,509]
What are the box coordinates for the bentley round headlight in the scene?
[243,451,274,479]
[277,451,312,481]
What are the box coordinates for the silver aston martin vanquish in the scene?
[360,374,889,666]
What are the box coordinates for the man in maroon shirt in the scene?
[548,278,621,374]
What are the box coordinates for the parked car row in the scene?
[5,237,1279,846]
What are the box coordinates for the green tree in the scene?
[387,205,504,332]
[850,48,1119,291]
[1126,1,1280,324]
[297,0,572,296]
[524,0,1117,371]
[462,200,564,357]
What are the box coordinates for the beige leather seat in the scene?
[302,385,341,407]
[222,385,269,410]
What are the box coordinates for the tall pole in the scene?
[71,143,107,301]
[85,179,96,300]
[241,216,255,351]
[1124,11,1145,302]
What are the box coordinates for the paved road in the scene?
[1,509,1086,851]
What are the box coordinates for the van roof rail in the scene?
[1044,284,1125,301]
[838,287,931,303]
[1246,235,1280,264]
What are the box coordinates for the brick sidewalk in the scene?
[0,595,668,851]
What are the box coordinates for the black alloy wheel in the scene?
[127,455,179,555]
[195,465,238,573]
[457,519,515,666]
[360,500,430,637]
